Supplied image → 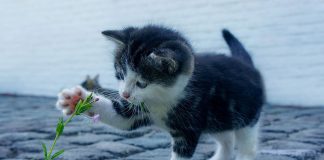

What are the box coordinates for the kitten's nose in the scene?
[122,92,130,99]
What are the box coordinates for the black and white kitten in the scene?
[56,25,264,160]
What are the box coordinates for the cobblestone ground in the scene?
[0,96,323,160]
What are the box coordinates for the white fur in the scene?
[209,131,235,160]
[235,122,259,160]
[144,75,190,129]
[149,52,158,59]
[208,122,259,160]
[118,65,190,129]
[56,67,190,131]
[118,66,137,100]
[56,86,144,130]
[86,94,142,130]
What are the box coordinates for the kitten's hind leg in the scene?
[209,131,235,160]
[235,121,259,160]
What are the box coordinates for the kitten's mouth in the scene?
[126,98,144,106]
[123,97,136,103]
[128,100,139,106]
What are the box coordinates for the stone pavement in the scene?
[0,95,323,160]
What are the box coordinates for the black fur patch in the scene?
[103,25,194,85]
[129,117,151,130]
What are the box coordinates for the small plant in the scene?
[42,93,98,160]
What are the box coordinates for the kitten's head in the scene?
[81,74,101,91]
[102,25,194,105]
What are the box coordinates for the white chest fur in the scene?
[143,75,190,130]
[146,101,170,129]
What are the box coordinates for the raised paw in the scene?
[56,86,88,115]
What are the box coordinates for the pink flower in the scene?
[92,114,100,123]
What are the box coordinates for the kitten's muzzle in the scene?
[122,92,130,99]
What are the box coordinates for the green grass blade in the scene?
[51,149,64,159]
[42,142,48,159]
[56,118,64,136]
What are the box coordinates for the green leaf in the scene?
[77,107,86,115]
[85,93,93,103]
[80,104,92,114]
[39,94,98,160]
[76,98,83,108]
[51,149,64,159]
[75,99,83,113]
[56,118,64,136]
[85,103,92,110]
[75,99,85,115]
[42,142,48,159]
[75,94,94,115]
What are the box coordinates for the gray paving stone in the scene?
[194,143,215,159]
[126,148,170,160]
[90,141,144,156]
[0,96,324,159]
[256,153,295,160]
[60,133,123,145]
[93,126,152,138]
[0,132,49,146]
[261,149,319,160]
[11,140,52,153]
[291,129,324,139]
[126,146,214,160]
[262,140,322,152]
[146,130,170,139]
[15,152,43,160]
[260,131,288,142]
[121,136,170,149]
[62,147,115,160]
[262,122,311,134]
[11,139,77,154]
[0,147,11,159]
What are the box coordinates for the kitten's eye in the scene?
[115,73,124,80]
[136,81,148,88]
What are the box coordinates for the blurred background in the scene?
[0,0,324,106]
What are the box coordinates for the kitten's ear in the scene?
[101,30,125,45]
[148,52,178,73]
[86,75,91,80]
[94,74,100,81]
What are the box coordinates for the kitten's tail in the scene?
[222,29,254,67]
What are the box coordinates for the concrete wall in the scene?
[1,0,324,106]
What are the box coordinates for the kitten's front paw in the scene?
[56,86,88,115]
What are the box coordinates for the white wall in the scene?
[1,0,324,106]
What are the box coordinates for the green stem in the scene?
[47,112,76,158]
[64,112,76,126]
[44,94,94,159]
[47,133,59,159]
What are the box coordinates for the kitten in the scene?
[56,25,264,160]
[80,75,101,91]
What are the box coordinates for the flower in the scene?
[42,93,96,160]
[92,114,100,123]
